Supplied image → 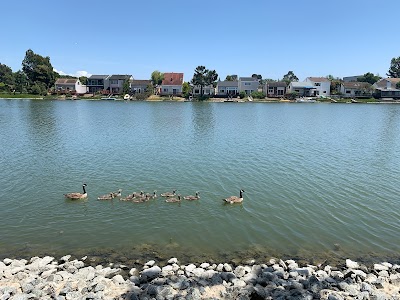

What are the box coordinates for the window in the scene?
[244,83,251,86]
[346,90,351,94]
[314,83,321,86]
[220,90,225,93]
[278,90,284,95]
[194,89,199,94]
[323,91,326,93]
[163,88,168,92]
[295,89,300,92]
[268,89,274,93]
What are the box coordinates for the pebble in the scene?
[0,256,398,299]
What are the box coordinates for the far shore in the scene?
[1,93,399,104]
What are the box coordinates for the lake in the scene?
[1,99,400,265]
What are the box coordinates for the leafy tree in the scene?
[239,91,246,99]
[282,71,299,85]
[79,76,87,85]
[326,75,342,94]
[122,79,130,95]
[145,83,154,97]
[357,72,381,85]
[182,82,191,98]
[13,71,28,93]
[22,49,56,89]
[151,70,164,86]
[0,63,14,86]
[397,82,400,89]
[387,56,400,78]
[191,66,218,96]
[225,75,238,81]
[251,74,262,82]
[30,82,47,95]
[251,91,266,99]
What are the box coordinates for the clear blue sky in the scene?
[1,0,399,81]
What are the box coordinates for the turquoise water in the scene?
[1,99,400,263]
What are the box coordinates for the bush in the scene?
[135,92,148,100]
[239,91,246,99]
[251,91,266,99]
[30,83,47,95]
[285,92,299,100]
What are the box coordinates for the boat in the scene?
[123,94,131,100]
[295,97,316,103]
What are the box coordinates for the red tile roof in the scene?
[162,73,184,85]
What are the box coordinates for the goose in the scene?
[64,184,88,200]
[161,190,176,197]
[111,189,122,197]
[147,191,157,199]
[97,193,114,200]
[184,192,200,201]
[223,189,245,204]
[165,195,181,203]
[132,194,150,203]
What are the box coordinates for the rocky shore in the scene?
[1,255,400,300]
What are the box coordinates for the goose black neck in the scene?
[240,190,243,198]
[83,185,86,194]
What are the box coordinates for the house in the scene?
[107,75,133,94]
[160,73,184,96]
[216,81,238,96]
[264,82,287,98]
[373,78,400,99]
[55,78,87,94]
[192,85,215,96]
[238,77,259,95]
[305,77,331,96]
[343,75,364,82]
[130,80,151,94]
[340,82,372,97]
[86,75,109,93]
[287,81,316,97]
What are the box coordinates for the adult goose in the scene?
[161,190,176,197]
[223,189,245,204]
[184,192,200,201]
[111,189,122,197]
[165,195,181,203]
[64,184,88,200]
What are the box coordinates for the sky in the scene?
[1,0,399,82]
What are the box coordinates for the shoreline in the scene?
[1,255,399,299]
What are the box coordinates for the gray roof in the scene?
[217,81,238,87]
[88,75,109,79]
[131,80,151,85]
[291,81,315,89]
[267,81,287,87]
[239,77,258,81]
[109,75,132,80]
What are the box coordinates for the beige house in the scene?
[55,78,87,94]
[160,73,184,95]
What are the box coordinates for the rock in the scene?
[200,263,210,269]
[223,263,232,272]
[145,260,155,267]
[191,268,205,278]
[185,264,196,273]
[231,278,246,287]
[129,268,137,276]
[216,264,224,272]
[3,258,13,265]
[141,266,161,282]
[374,264,389,271]
[112,274,125,284]
[345,259,359,269]
[161,265,174,276]
[168,258,178,264]
[234,266,247,278]
[60,255,71,262]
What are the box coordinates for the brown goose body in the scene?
[223,189,244,204]
[64,184,87,200]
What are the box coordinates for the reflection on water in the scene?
[1,100,400,264]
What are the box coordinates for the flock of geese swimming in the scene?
[63,184,245,204]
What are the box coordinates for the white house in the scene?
[305,77,331,97]
[373,78,400,99]
[192,85,215,96]
[55,78,87,94]
[160,72,184,95]
[287,81,315,97]
[238,77,259,95]
[216,81,238,96]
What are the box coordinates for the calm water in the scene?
[1,99,400,264]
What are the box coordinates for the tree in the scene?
[225,75,238,81]
[251,74,262,82]
[357,72,381,85]
[397,82,400,89]
[182,82,191,98]
[387,56,400,78]
[326,75,342,94]
[13,71,28,93]
[22,49,55,89]
[0,63,14,86]
[122,79,130,95]
[282,71,299,85]
[151,70,164,86]
[191,66,218,96]
[79,76,87,85]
